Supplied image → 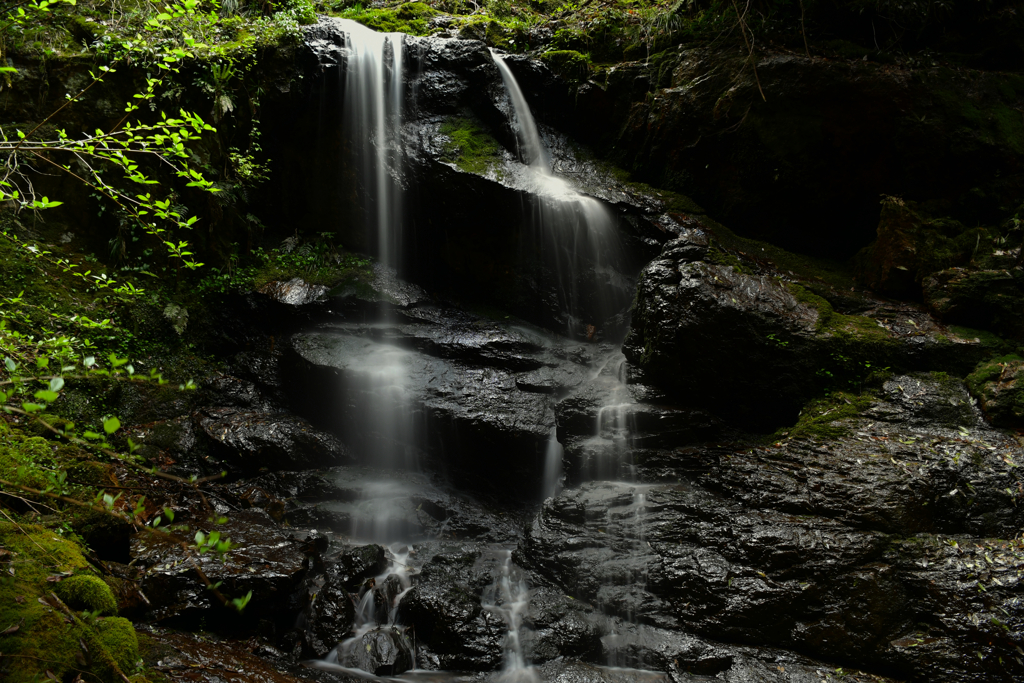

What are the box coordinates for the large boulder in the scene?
[622,221,993,427]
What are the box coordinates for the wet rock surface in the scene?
[196,407,351,474]
[131,510,309,624]
[520,375,1024,683]
[623,224,994,427]
[284,303,644,497]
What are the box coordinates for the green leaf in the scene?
[4,358,15,372]
[103,416,121,434]
[34,390,60,403]
[49,377,64,392]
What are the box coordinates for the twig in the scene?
[0,506,62,563]
[729,0,766,102]
[798,0,810,58]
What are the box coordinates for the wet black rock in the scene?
[260,278,330,306]
[398,543,507,670]
[196,407,351,473]
[131,510,308,626]
[692,374,1024,537]
[341,628,415,676]
[520,374,1024,682]
[292,562,358,658]
[520,586,604,664]
[623,228,992,428]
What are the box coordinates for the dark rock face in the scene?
[567,50,1024,260]
[130,511,308,625]
[623,225,994,427]
[519,374,1024,682]
[195,407,351,473]
[923,267,1024,341]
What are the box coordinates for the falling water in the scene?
[491,51,625,339]
[482,549,539,683]
[579,351,636,481]
[321,544,417,676]
[340,18,405,270]
[542,427,563,500]
[336,20,420,479]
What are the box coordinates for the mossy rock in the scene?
[923,267,1024,341]
[53,574,118,616]
[439,116,502,175]
[539,50,590,83]
[0,523,137,682]
[966,355,1024,427]
[95,616,140,672]
[855,198,992,298]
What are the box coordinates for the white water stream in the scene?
[316,23,650,682]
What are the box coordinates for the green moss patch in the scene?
[539,49,590,82]
[0,522,138,682]
[439,116,503,175]
[334,1,442,36]
[53,574,118,616]
[770,390,877,442]
[965,354,1024,427]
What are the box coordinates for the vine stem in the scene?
[729,0,766,102]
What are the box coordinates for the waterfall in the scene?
[491,51,624,340]
[492,55,548,171]
[340,18,405,270]
[583,352,636,481]
[337,19,419,476]
[321,544,417,677]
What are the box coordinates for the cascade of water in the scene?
[490,51,625,339]
[542,427,563,500]
[324,544,417,675]
[579,351,636,481]
[337,20,422,477]
[482,549,539,683]
[491,55,548,171]
[340,19,405,269]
